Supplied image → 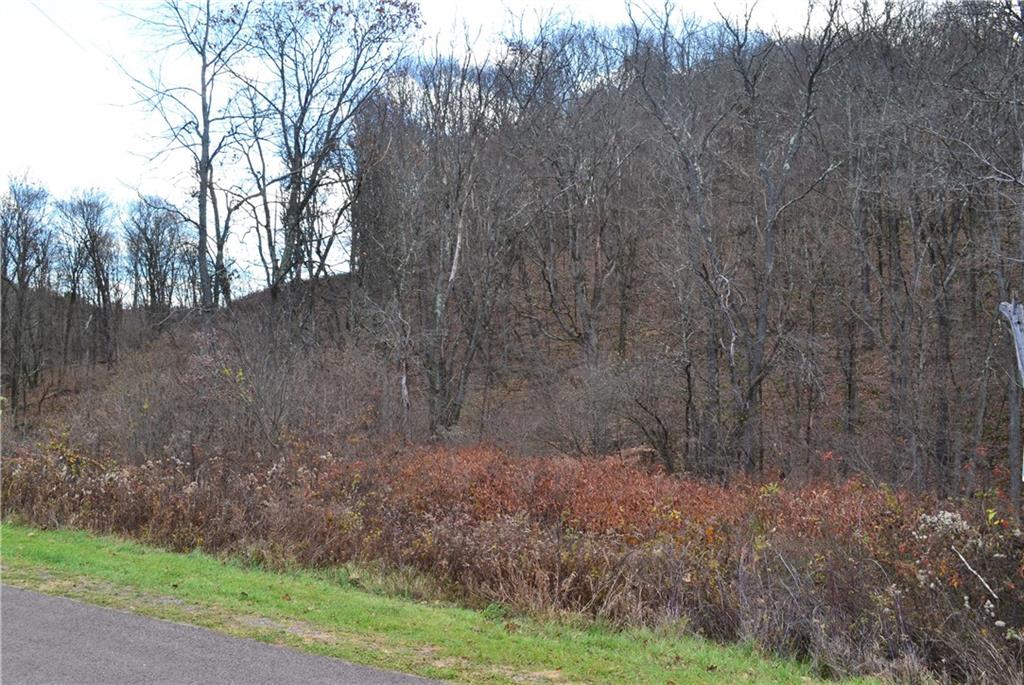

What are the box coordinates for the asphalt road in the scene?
[1,586,438,684]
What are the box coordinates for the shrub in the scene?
[2,445,1021,682]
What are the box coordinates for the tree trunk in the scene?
[1000,301,1024,520]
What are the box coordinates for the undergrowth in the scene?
[3,445,1022,682]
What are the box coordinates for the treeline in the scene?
[1,186,199,413]
[2,0,1023,508]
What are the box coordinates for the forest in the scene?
[2,0,1023,681]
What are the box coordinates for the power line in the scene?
[26,0,92,53]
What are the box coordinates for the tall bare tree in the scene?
[235,0,419,307]
[1,179,53,417]
[58,192,121,365]
[134,0,251,316]
[125,196,187,324]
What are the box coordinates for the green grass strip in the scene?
[0,523,865,684]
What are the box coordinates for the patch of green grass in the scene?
[0,523,866,684]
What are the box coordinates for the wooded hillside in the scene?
[3,0,1023,508]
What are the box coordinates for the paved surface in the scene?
[1,586,437,684]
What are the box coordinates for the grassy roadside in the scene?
[0,523,861,684]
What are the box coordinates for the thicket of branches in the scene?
[3,0,1024,512]
[1,186,197,410]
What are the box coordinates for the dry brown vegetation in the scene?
[3,0,1024,682]
[3,443,1022,682]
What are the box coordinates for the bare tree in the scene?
[125,196,186,324]
[235,0,419,310]
[1,179,53,417]
[133,0,251,316]
[627,2,843,472]
[58,192,121,365]
[508,24,649,374]
[354,46,525,435]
